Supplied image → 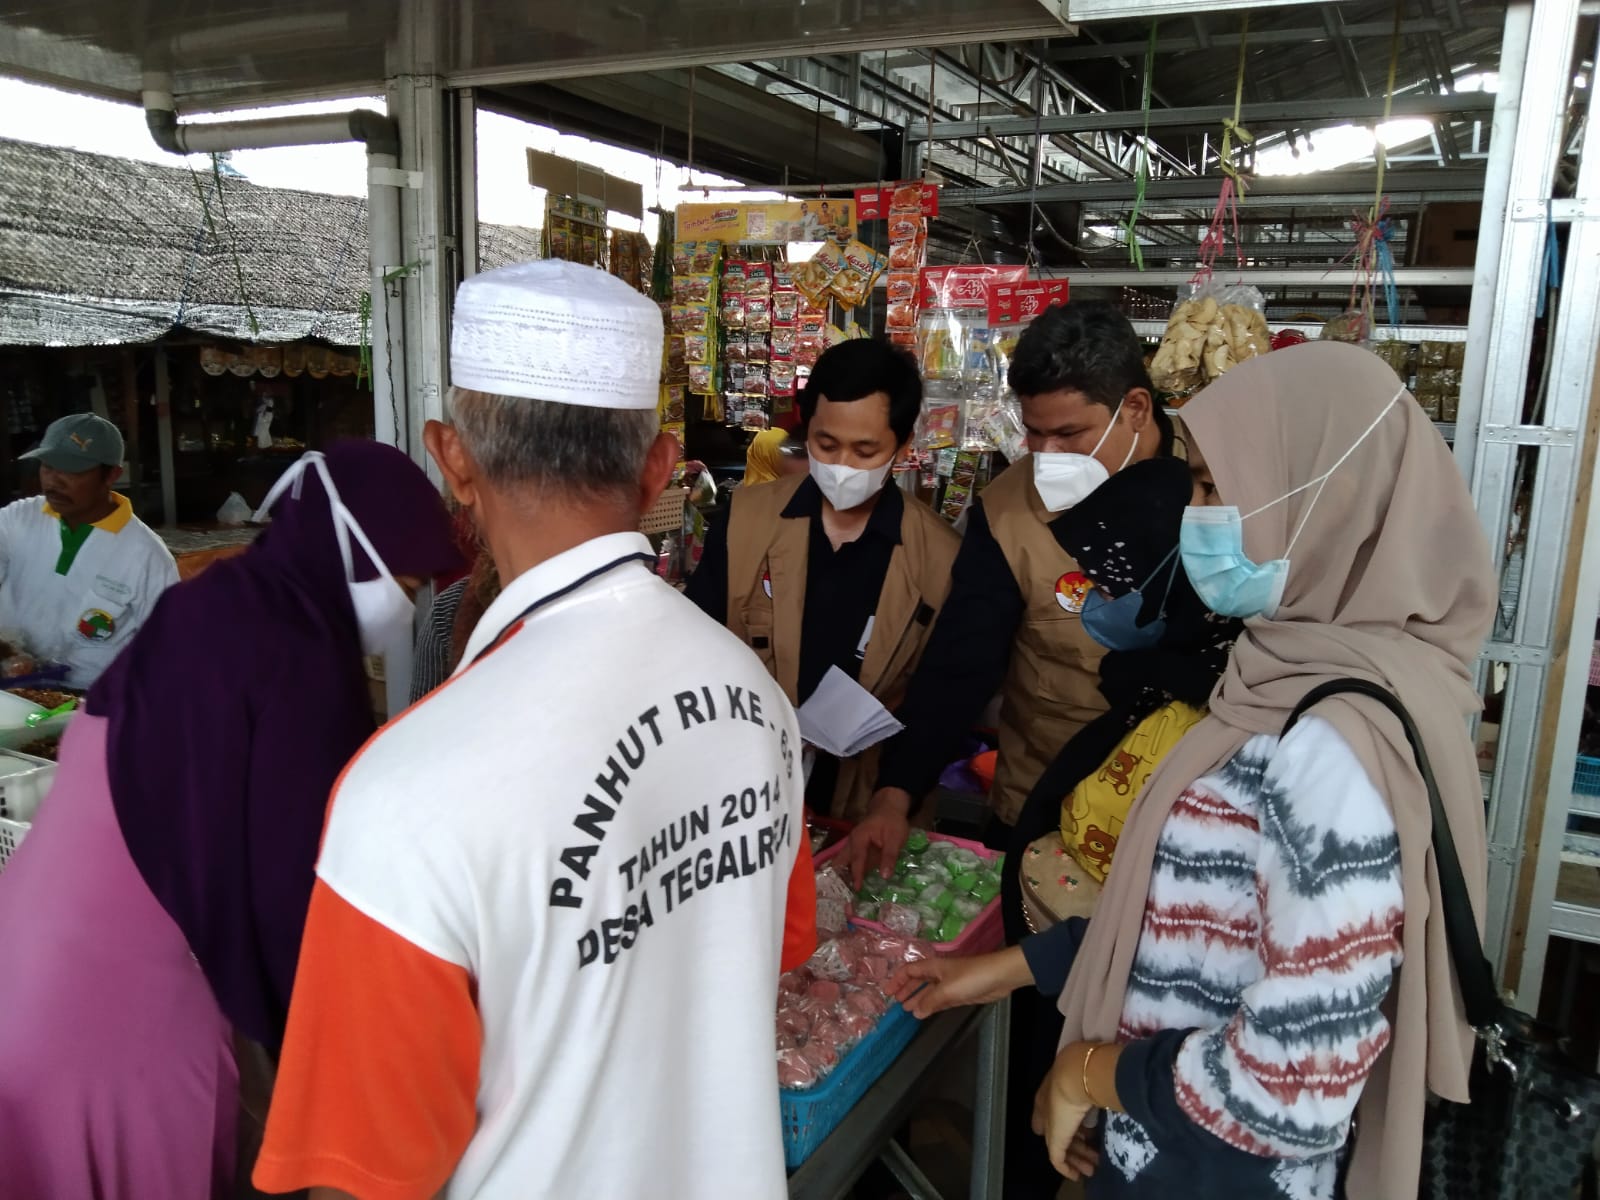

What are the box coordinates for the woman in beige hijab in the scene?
[1033,341,1495,1200]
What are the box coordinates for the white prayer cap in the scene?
[450,259,663,410]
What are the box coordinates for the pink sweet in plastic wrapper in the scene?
[777,1046,819,1089]
[810,1016,850,1052]
[856,955,893,988]
[778,969,810,996]
[838,1011,877,1042]
[799,1039,839,1071]
[843,987,887,1017]
[805,938,854,982]
[777,1007,812,1039]
[806,979,843,1006]
[777,1029,804,1053]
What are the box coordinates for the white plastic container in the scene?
[0,748,56,872]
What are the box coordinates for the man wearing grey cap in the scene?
[0,413,177,687]
[255,261,816,1200]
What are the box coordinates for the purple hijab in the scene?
[87,440,461,1050]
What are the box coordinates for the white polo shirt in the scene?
[256,532,817,1200]
[0,494,178,687]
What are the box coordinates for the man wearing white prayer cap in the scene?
[255,260,818,1200]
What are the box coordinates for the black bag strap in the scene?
[1282,678,1505,1031]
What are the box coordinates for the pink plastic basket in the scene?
[815,831,1004,956]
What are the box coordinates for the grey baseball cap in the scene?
[21,413,125,472]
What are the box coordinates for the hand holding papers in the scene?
[796,666,903,759]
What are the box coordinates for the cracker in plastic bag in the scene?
[830,240,888,309]
[1149,280,1270,397]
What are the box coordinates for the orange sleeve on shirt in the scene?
[782,830,818,973]
[253,881,481,1200]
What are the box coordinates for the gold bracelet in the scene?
[1081,1043,1102,1108]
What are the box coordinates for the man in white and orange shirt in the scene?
[254,261,816,1200]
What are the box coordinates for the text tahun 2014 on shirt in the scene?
[548,684,797,968]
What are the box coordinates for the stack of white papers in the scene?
[796,666,904,759]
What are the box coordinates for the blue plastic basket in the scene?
[781,1001,921,1170]
[1574,755,1600,797]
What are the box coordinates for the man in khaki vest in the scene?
[686,340,959,820]
[848,301,1174,882]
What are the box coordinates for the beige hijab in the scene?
[1058,341,1496,1198]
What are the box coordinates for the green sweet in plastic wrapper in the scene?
[845,836,1003,943]
[950,895,984,921]
[936,911,967,943]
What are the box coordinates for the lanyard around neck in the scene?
[470,551,655,667]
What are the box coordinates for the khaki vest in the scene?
[724,476,961,820]
[980,463,1110,825]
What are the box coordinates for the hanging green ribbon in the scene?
[1124,21,1158,270]
[1217,15,1253,195]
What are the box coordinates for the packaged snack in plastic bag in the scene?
[794,243,845,307]
[1150,280,1271,398]
[671,305,711,336]
[830,241,888,309]
[672,274,714,306]
[772,290,801,324]
[1319,310,1370,345]
[877,901,922,937]
[815,865,854,906]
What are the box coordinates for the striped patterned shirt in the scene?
[1098,714,1404,1200]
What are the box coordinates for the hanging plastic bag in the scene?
[1149,279,1270,401]
[216,492,253,526]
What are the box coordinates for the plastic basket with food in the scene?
[0,747,56,872]
[0,688,79,753]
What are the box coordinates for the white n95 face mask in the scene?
[255,452,417,716]
[1032,401,1137,513]
[810,457,893,511]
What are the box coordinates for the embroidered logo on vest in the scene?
[1054,571,1092,613]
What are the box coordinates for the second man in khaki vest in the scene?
[686,339,960,819]
[847,301,1175,882]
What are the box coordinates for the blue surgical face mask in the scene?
[1080,547,1180,651]
[1180,386,1403,620]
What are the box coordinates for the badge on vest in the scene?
[77,607,117,641]
[1054,571,1092,614]
[762,570,772,599]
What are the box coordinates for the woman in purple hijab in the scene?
[0,440,460,1200]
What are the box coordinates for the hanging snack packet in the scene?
[771,326,798,358]
[747,335,771,365]
[688,363,716,395]
[746,262,774,299]
[725,336,749,364]
[721,260,747,298]
[672,241,696,276]
[690,241,722,273]
[772,290,801,324]
[746,296,773,334]
[670,305,710,336]
[794,243,845,307]
[770,360,797,397]
[721,294,747,331]
[683,334,713,365]
[672,274,714,306]
[830,240,888,309]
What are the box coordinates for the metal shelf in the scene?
[1052,267,1474,288]
[1132,320,1470,343]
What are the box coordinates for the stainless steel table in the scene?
[787,997,1011,1200]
